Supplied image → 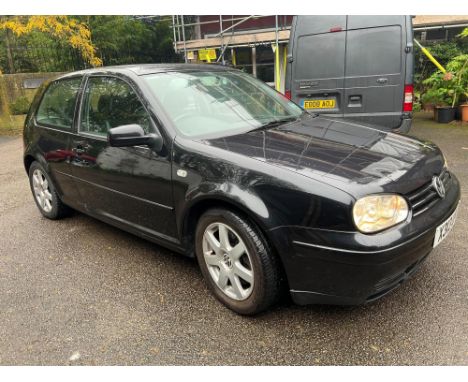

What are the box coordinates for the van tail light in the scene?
[285,90,291,100]
[403,84,413,112]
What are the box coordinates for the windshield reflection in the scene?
[143,70,303,138]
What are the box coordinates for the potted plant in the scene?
[422,54,468,123]
[455,29,468,122]
[452,56,468,122]
[422,72,457,123]
[460,98,468,122]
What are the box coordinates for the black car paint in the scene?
[23,64,460,305]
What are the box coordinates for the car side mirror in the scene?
[108,124,163,152]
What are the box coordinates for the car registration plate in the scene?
[433,208,458,248]
[303,99,336,109]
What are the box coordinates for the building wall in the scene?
[0,72,63,116]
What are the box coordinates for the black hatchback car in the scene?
[23,64,460,315]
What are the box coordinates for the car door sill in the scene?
[84,208,186,254]
[55,170,173,210]
[98,210,180,244]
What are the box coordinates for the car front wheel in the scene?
[195,208,283,315]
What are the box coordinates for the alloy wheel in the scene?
[202,222,254,301]
[32,169,53,213]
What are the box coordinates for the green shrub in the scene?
[9,96,31,115]
[415,37,468,93]
[419,30,468,108]
[422,54,468,108]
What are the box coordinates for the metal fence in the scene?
[1,42,183,75]
[1,43,87,74]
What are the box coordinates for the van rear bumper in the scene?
[319,113,413,133]
[394,116,412,134]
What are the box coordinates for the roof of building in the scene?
[413,15,468,27]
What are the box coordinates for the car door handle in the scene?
[376,77,388,84]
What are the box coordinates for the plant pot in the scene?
[435,106,456,123]
[460,104,468,122]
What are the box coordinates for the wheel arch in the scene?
[24,154,36,174]
[24,151,50,175]
[180,196,289,287]
[182,193,273,240]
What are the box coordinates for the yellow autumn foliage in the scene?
[0,16,102,67]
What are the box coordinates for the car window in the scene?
[143,70,303,138]
[36,77,82,129]
[80,76,151,137]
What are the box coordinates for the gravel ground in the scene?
[0,114,467,365]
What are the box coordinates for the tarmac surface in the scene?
[0,115,467,365]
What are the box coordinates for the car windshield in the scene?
[142,70,303,138]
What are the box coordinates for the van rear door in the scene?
[289,16,346,117]
[343,16,408,129]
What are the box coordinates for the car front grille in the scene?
[407,170,451,217]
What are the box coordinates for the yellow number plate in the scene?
[303,99,336,109]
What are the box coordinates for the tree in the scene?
[82,16,180,65]
[0,16,102,68]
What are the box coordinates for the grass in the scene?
[0,114,26,136]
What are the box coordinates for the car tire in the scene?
[195,208,283,315]
[28,161,70,220]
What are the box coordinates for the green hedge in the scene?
[9,96,31,115]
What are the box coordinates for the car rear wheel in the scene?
[195,208,283,315]
[28,161,70,220]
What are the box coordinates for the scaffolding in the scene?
[171,15,292,92]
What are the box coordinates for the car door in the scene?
[69,74,178,242]
[33,76,84,206]
[343,16,407,129]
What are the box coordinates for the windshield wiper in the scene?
[248,116,299,133]
[303,110,319,118]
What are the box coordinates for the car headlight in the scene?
[353,194,409,233]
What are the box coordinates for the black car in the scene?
[23,64,460,315]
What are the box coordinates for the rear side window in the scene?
[36,77,82,129]
[295,32,346,79]
[346,26,402,77]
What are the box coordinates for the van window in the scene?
[36,77,82,129]
[346,26,402,77]
[295,32,346,79]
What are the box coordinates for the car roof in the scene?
[56,63,234,80]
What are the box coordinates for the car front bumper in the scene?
[270,173,460,305]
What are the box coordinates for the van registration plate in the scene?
[302,99,336,109]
